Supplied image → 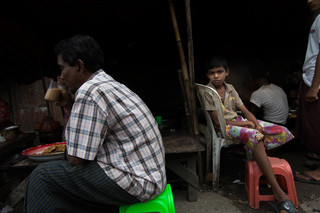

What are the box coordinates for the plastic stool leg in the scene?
[245,157,299,209]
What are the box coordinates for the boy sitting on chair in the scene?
[202,56,298,213]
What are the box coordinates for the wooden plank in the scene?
[165,156,198,189]
[163,132,204,154]
[187,153,198,202]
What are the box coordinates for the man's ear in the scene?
[76,59,84,72]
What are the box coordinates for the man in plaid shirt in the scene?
[24,34,166,213]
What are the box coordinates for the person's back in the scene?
[67,69,166,199]
[250,83,289,124]
[248,59,289,125]
[24,34,166,213]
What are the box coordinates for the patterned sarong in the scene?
[24,160,140,213]
[217,116,294,160]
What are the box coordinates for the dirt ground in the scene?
[3,136,320,213]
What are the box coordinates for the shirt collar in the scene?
[88,69,104,81]
[207,81,233,93]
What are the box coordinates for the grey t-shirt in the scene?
[250,84,289,124]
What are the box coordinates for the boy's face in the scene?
[206,66,229,87]
[307,0,320,11]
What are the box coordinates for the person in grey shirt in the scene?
[248,60,289,125]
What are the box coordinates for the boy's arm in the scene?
[66,153,87,166]
[305,50,320,102]
[238,104,263,132]
[248,102,263,120]
[208,110,255,128]
[208,110,221,127]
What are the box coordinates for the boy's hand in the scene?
[255,124,264,133]
[244,120,255,129]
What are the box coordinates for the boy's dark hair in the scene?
[205,56,229,73]
[54,34,105,73]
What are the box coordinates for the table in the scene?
[0,133,35,157]
[10,130,205,202]
[162,130,205,202]
[0,133,35,199]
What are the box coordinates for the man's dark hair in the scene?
[205,56,229,73]
[54,34,105,73]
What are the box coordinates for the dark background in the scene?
[0,0,311,118]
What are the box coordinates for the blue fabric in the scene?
[24,160,139,213]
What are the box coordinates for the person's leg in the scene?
[24,160,140,213]
[297,83,320,152]
[225,124,298,212]
[253,142,287,202]
[294,83,320,182]
[258,120,294,150]
[253,142,299,213]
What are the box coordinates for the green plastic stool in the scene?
[119,184,175,213]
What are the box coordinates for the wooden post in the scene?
[177,69,193,134]
[185,0,199,135]
[168,0,194,134]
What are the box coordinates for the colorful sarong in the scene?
[217,116,294,160]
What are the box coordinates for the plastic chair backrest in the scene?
[195,83,237,190]
[119,184,175,213]
[195,83,227,138]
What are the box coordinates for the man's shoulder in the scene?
[268,84,286,93]
[251,85,270,99]
[251,88,262,97]
[77,72,112,97]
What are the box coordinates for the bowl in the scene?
[3,126,20,140]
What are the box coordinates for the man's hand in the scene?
[305,87,319,103]
[56,89,73,108]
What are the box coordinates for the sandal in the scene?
[269,199,299,213]
[294,171,320,184]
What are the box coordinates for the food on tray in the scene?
[36,144,66,155]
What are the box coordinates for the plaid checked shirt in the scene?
[65,70,166,201]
